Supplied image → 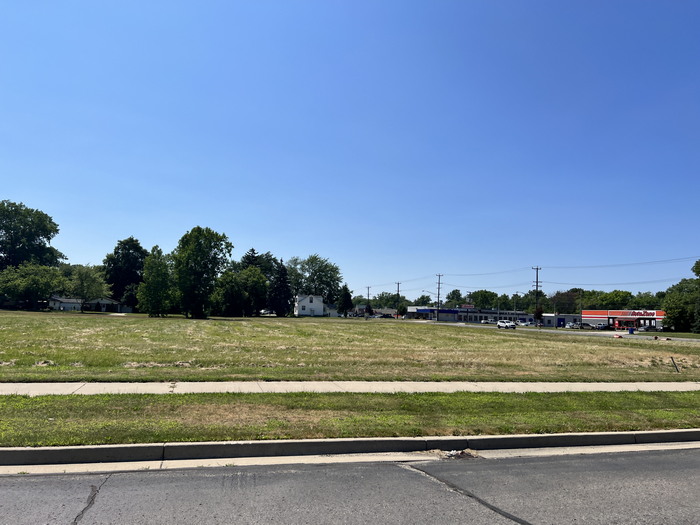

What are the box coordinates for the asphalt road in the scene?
[1,448,698,524]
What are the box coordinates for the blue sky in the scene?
[2,1,698,301]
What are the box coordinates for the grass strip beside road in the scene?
[2,311,700,382]
[1,391,699,447]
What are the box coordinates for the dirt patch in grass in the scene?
[123,361,193,368]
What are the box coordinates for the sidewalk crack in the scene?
[401,464,533,525]
[71,473,112,524]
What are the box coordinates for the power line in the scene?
[543,278,685,287]
[545,256,699,270]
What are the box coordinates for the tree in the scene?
[238,266,268,316]
[103,237,148,310]
[286,254,342,304]
[629,291,662,310]
[0,263,67,309]
[660,260,700,332]
[598,290,634,310]
[267,259,293,317]
[662,278,700,332]
[137,246,173,317]
[0,200,65,271]
[470,290,498,309]
[172,226,233,319]
[412,294,432,306]
[444,289,463,308]
[337,284,353,317]
[548,290,579,314]
[211,270,245,317]
[69,265,110,312]
[371,291,395,309]
[239,248,277,281]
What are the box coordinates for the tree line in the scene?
[0,201,347,319]
[1,200,698,330]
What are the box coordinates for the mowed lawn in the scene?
[3,391,699,447]
[1,310,699,382]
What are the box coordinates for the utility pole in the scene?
[436,274,443,322]
[366,286,371,316]
[532,266,542,325]
[395,282,401,318]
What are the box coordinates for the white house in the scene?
[294,295,325,317]
[49,296,132,313]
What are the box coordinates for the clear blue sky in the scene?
[2,1,698,301]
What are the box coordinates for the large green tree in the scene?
[239,248,277,281]
[444,289,464,308]
[137,246,173,317]
[470,290,498,309]
[0,200,65,271]
[660,260,700,332]
[69,265,111,312]
[267,259,293,317]
[412,294,433,306]
[0,263,67,309]
[548,290,579,314]
[286,254,342,304]
[238,266,268,316]
[103,237,148,310]
[337,284,353,317]
[211,270,245,317]
[172,226,233,319]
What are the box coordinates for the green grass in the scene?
[1,310,699,382]
[1,391,698,447]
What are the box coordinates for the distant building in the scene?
[541,313,580,328]
[49,296,131,313]
[406,306,531,324]
[582,310,666,330]
[294,295,325,317]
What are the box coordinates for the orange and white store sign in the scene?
[582,310,665,329]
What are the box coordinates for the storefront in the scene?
[581,310,665,330]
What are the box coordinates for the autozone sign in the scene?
[582,310,665,319]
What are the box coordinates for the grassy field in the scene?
[2,391,699,447]
[1,310,699,382]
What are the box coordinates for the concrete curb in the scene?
[2,429,699,466]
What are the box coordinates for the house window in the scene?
[301,305,306,311]
[309,297,313,303]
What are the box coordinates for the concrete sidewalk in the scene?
[2,381,699,470]
[1,381,700,396]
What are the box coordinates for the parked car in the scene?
[594,323,612,330]
[638,325,657,332]
[497,320,516,329]
[481,319,497,324]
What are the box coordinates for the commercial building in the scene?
[406,306,532,324]
[582,310,666,330]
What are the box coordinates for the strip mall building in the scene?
[582,310,665,330]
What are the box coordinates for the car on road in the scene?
[497,320,516,329]
[481,319,497,324]
[638,325,657,332]
[516,321,531,326]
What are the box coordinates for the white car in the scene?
[497,320,516,329]
[516,321,531,327]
